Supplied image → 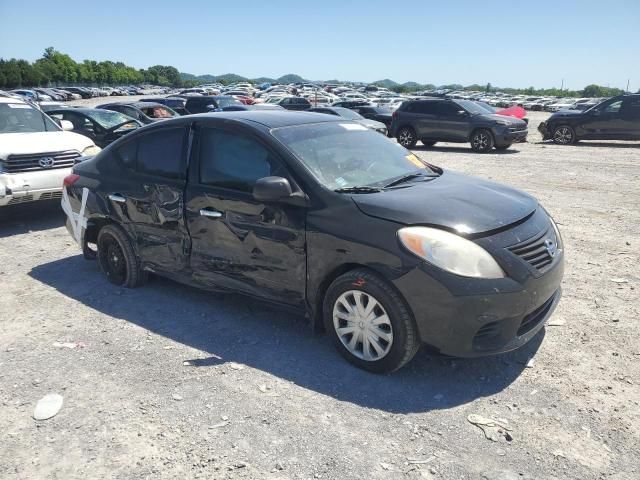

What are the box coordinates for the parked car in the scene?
[308,106,387,134]
[538,94,640,144]
[97,101,180,124]
[61,111,563,372]
[0,97,100,206]
[60,87,92,99]
[183,96,244,114]
[349,105,393,131]
[10,89,49,102]
[270,97,312,111]
[391,99,528,152]
[46,108,141,148]
[139,97,188,115]
[331,100,371,109]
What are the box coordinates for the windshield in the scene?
[455,100,490,115]
[216,97,243,108]
[272,122,438,190]
[88,110,135,129]
[139,105,178,119]
[0,102,59,133]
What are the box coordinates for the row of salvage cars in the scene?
[1,91,567,373]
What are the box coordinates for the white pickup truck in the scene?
[0,97,101,207]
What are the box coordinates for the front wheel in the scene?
[323,269,420,373]
[97,224,147,288]
[470,129,495,153]
[552,125,576,145]
[396,127,417,148]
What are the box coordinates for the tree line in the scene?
[0,47,185,89]
[0,47,635,97]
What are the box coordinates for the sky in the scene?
[1,0,638,91]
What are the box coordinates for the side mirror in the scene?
[60,120,74,131]
[457,110,467,116]
[253,176,293,202]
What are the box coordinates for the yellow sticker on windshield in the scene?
[406,153,425,168]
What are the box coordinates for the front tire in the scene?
[97,224,147,288]
[470,129,494,153]
[397,127,417,148]
[323,269,420,373]
[552,125,576,145]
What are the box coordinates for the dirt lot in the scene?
[1,101,638,480]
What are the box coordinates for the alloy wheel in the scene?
[553,126,574,144]
[333,290,393,361]
[100,236,127,284]
[472,132,490,150]
[398,129,415,147]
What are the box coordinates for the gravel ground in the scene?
[1,100,639,480]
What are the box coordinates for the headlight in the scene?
[398,226,505,279]
[495,119,510,126]
[81,145,101,156]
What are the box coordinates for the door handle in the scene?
[199,208,223,218]
[108,193,126,203]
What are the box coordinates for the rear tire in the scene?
[421,140,437,147]
[470,129,494,153]
[552,125,576,145]
[323,269,420,373]
[397,127,417,148]
[97,224,147,288]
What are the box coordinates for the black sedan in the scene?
[539,94,640,144]
[97,102,180,124]
[61,111,564,373]
[350,105,393,131]
[308,106,387,134]
[47,108,141,147]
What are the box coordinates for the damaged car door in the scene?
[185,122,306,306]
[109,126,191,273]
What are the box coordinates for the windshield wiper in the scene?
[384,172,439,189]
[334,186,382,194]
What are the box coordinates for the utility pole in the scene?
[627,79,630,92]
[560,78,564,92]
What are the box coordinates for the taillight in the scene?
[63,174,80,187]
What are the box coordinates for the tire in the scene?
[323,269,420,373]
[494,144,512,151]
[97,224,147,288]
[470,129,495,153]
[552,125,576,145]
[421,139,437,147]
[396,127,417,148]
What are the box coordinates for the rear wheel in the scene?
[397,127,417,148]
[552,125,576,145]
[323,269,420,373]
[97,224,146,288]
[494,144,512,151]
[421,139,437,147]
[470,129,494,153]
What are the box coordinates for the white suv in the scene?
[0,97,101,207]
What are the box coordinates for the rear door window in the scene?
[621,97,640,119]
[136,127,188,178]
[412,101,438,114]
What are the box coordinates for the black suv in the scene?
[184,96,244,114]
[539,94,640,144]
[391,99,528,152]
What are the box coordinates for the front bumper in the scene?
[495,128,528,146]
[392,212,564,357]
[0,169,70,206]
[538,121,552,140]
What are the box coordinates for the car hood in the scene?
[547,110,583,121]
[352,170,538,234]
[0,131,95,160]
[478,113,527,126]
